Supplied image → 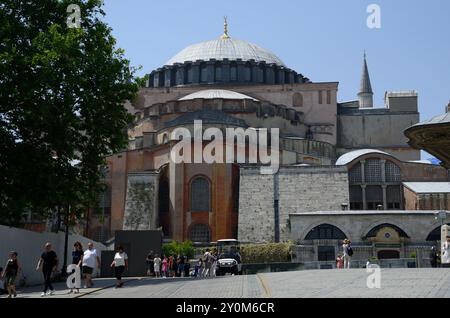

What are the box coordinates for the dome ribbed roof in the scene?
[165,37,285,67]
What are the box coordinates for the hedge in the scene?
[241,242,294,264]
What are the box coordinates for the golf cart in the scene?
[216,239,242,276]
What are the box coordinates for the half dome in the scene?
[165,37,285,67]
[179,89,258,101]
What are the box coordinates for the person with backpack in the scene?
[343,239,353,269]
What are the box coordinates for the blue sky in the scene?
[103,0,450,122]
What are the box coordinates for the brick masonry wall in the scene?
[238,166,349,243]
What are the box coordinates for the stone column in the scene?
[382,185,388,210]
[361,185,367,210]
[360,160,367,210]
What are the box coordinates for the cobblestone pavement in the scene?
[10,269,450,298]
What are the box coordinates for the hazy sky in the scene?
[102,0,450,123]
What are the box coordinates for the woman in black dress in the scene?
[69,242,83,294]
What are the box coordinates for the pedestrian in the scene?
[36,242,58,297]
[430,246,438,268]
[336,254,344,269]
[82,242,100,288]
[111,245,128,288]
[3,251,21,298]
[0,267,5,295]
[184,260,190,278]
[146,251,154,277]
[162,255,168,278]
[211,251,218,277]
[203,249,212,277]
[69,242,83,294]
[177,254,185,277]
[168,255,174,278]
[153,254,162,278]
[194,257,203,278]
[441,236,450,268]
[342,239,353,269]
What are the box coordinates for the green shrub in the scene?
[241,242,294,264]
[162,241,195,259]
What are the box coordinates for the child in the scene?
[336,254,344,269]
[194,257,203,278]
[162,256,168,278]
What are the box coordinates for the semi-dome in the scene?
[166,37,286,67]
[179,89,258,101]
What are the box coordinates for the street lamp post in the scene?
[61,204,70,278]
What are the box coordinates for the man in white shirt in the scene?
[82,242,100,288]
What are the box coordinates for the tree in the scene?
[0,0,142,226]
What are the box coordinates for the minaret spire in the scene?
[358,51,374,108]
[221,16,230,39]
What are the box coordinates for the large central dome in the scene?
[165,37,286,67]
[147,19,310,88]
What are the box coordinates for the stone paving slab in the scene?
[8,269,450,298]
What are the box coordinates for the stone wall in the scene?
[238,170,275,243]
[278,167,349,241]
[123,172,159,231]
[290,211,443,245]
[337,109,420,161]
[238,166,349,243]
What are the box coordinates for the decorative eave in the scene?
[405,105,450,169]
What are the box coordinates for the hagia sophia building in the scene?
[75,19,450,262]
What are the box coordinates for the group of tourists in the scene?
[146,252,190,278]
[194,249,218,278]
[1,241,101,298]
[145,248,218,279]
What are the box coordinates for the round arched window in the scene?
[190,177,211,212]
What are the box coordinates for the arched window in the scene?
[427,224,450,241]
[365,159,382,183]
[305,224,347,240]
[349,163,362,183]
[190,176,211,212]
[364,224,409,239]
[293,92,304,107]
[189,224,211,243]
[162,133,169,144]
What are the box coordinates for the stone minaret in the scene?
[358,52,374,108]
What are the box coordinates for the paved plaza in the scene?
[7,268,450,298]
